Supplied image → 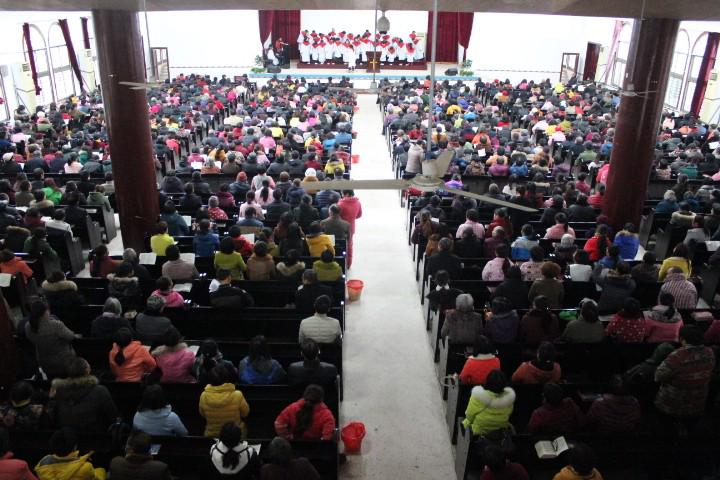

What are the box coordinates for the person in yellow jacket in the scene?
[150,222,175,256]
[305,223,335,258]
[552,443,604,480]
[461,370,515,436]
[324,156,345,176]
[313,250,343,282]
[35,428,106,480]
[199,364,250,438]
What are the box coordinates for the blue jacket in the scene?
[160,212,189,236]
[133,406,188,436]
[613,232,640,260]
[510,236,539,261]
[193,232,220,257]
[509,164,529,177]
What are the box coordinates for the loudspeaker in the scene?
[267,66,281,73]
[444,68,458,76]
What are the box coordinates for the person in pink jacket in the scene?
[644,293,684,343]
[151,327,196,383]
[338,190,362,268]
[543,213,576,240]
[151,277,185,309]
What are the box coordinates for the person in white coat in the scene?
[396,41,407,64]
[317,41,327,63]
[310,43,320,63]
[299,40,311,64]
[266,47,279,66]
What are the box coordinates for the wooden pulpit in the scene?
[366,51,381,73]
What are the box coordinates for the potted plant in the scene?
[250,55,266,74]
[460,59,473,77]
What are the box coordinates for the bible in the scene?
[535,436,569,459]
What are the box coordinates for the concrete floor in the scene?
[339,94,456,479]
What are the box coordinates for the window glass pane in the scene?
[689,55,703,80]
[682,81,696,112]
[665,74,683,108]
[671,52,687,75]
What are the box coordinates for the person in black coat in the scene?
[295,270,333,314]
[492,265,529,308]
[160,171,184,194]
[287,339,338,388]
[210,269,255,309]
[425,270,463,312]
[50,357,119,433]
[426,237,463,279]
[180,183,204,212]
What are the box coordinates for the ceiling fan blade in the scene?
[300,179,409,191]
[421,150,454,177]
[444,188,539,213]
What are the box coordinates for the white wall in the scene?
[465,13,623,84]
[300,10,427,37]
[144,10,261,78]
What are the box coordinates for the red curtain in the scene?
[58,19,85,93]
[22,23,42,95]
[426,12,473,63]
[259,10,301,60]
[583,42,602,80]
[258,10,274,48]
[81,17,91,50]
[690,32,720,116]
[457,13,473,62]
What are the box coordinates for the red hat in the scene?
[409,33,416,39]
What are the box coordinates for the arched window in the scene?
[22,24,54,106]
[47,22,76,102]
[610,22,632,87]
[680,32,710,112]
[664,29,690,110]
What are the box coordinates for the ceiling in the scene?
[2,0,720,20]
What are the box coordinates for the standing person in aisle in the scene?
[338,190,362,268]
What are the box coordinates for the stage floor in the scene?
[250,61,471,82]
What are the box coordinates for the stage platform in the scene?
[297,61,427,71]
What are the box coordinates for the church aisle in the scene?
[340,94,456,479]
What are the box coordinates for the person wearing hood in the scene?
[194,339,239,386]
[107,262,142,313]
[40,271,84,309]
[87,185,112,212]
[238,335,286,385]
[35,428,105,480]
[462,369,516,436]
[49,358,118,434]
[151,327,196,383]
[109,430,170,480]
[612,223,640,260]
[132,384,188,437]
[199,365,250,438]
[208,422,260,479]
[512,342,561,384]
[274,384,335,441]
[552,443,603,480]
[594,261,636,314]
[659,267,697,309]
[109,328,157,382]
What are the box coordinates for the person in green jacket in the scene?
[312,249,342,282]
[41,179,63,205]
[214,237,247,280]
[462,369,516,436]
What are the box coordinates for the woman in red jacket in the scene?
[274,385,335,441]
[583,224,611,262]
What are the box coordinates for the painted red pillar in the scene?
[604,18,679,230]
[92,10,159,252]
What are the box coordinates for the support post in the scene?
[604,18,679,229]
[427,0,438,150]
[92,9,159,252]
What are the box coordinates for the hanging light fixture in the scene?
[377,10,390,34]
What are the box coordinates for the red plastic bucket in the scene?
[341,422,366,453]
[346,279,364,301]
[351,154,360,164]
